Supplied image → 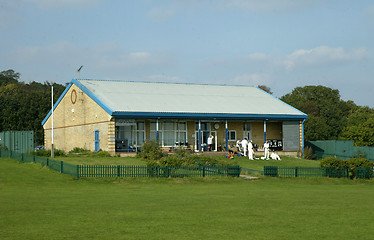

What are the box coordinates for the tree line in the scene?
[1,69,373,146]
[0,70,66,145]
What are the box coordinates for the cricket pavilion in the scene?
[42,79,307,156]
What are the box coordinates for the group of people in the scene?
[236,138,281,160]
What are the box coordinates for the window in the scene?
[243,123,251,131]
[150,121,187,147]
[176,122,187,145]
[136,122,145,147]
[150,122,162,141]
[228,130,236,141]
[115,120,145,150]
[163,121,174,146]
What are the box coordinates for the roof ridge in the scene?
[74,78,256,88]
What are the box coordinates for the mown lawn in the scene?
[57,152,320,171]
[55,155,146,165]
[1,157,374,240]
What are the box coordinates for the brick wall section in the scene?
[107,119,116,154]
[43,84,112,154]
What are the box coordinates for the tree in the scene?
[0,69,20,86]
[340,107,374,146]
[280,85,355,142]
[257,85,273,94]
[0,70,66,145]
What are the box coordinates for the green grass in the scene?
[55,155,146,165]
[57,153,319,170]
[1,157,374,240]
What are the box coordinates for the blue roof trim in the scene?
[41,82,73,125]
[41,79,114,126]
[71,79,114,115]
[256,86,308,118]
[112,112,307,120]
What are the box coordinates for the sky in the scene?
[1,0,373,107]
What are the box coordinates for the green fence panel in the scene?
[356,167,373,179]
[23,154,35,163]
[35,156,48,166]
[49,159,62,172]
[324,167,349,178]
[264,166,350,178]
[0,131,34,153]
[308,140,374,161]
[264,166,278,177]
[63,162,79,177]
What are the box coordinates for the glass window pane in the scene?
[137,122,144,130]
[164,122,174,130]
[150,122,156,131]
[178,122,186,130]
[164,130,174,146]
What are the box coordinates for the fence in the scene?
[0,148,240,178]
[307,140,374,161]
[0,131,34,153]
[263,166,373,179]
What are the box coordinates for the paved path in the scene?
[240,174,259,180]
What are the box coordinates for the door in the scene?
[243,123,252,140]
[94,130,100,152]
[210,131,217,151]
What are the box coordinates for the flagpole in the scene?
[51,85,54,158]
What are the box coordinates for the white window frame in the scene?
[228,130,236,141]
[150,121,187,147]
[136,122,145,147]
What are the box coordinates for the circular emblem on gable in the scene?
[71,89,77,104]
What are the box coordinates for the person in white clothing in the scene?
[207,135,214,151]
[248,140,254,160]
[241,138,248,156]
[270,151,281,160]
[236,139,242,152]
[263,140,270,160]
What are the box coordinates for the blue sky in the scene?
[1,0,373,107]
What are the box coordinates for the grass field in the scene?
[1,157,374,240]
[55,155,147,166]
[57,153,321,171]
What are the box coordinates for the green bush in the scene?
[68,147,90,154]
[138,141,164,162]
[303,146,316,160]
[347,158,374,179]
[320,157,347,168]
[159,154,184,166]
[90,150,111,157]
[30,149,66,157]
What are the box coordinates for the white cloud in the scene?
[284,46,369,70]
[243,53,271,62]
